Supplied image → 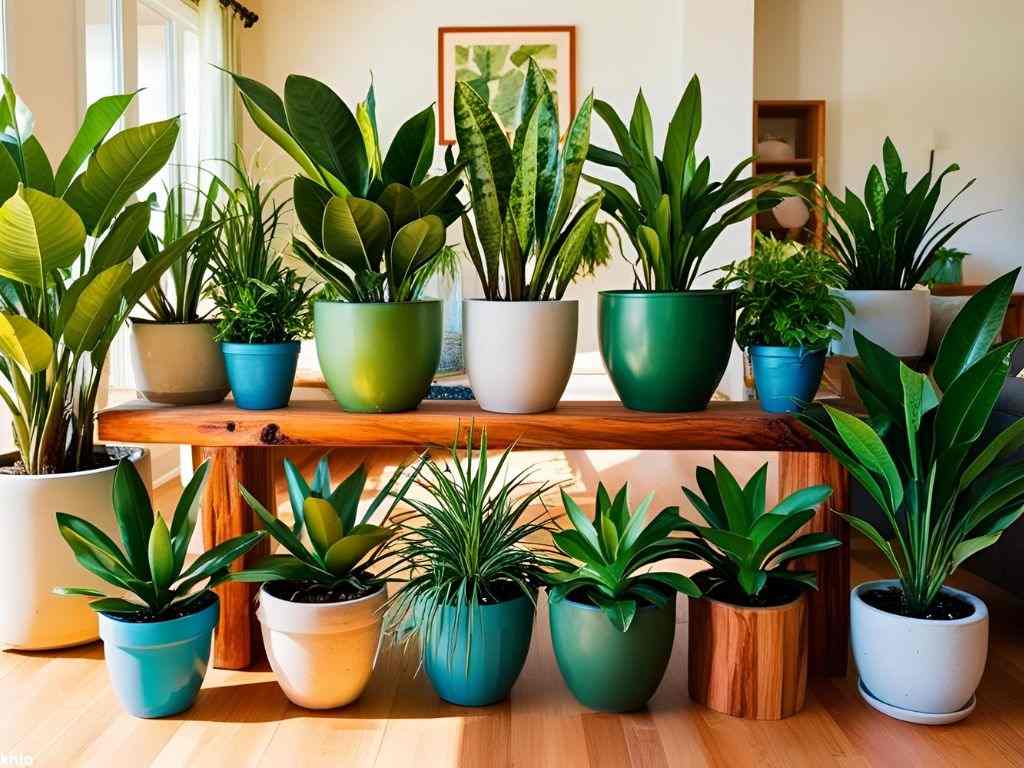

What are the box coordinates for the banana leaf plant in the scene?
[226,70,464,302]
[0,78,203,474]
[54,459,265,619]
[586,75,802,291]
[454,58,608,300]
[824,138,989,290]
[229,453,425,599]
[544,483,702,631]
[796,269,1024,617]
[679,459,841,604]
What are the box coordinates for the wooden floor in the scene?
[5,447,1024,767]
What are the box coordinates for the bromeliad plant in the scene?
[227,70,464,302]
[454,58,608,300]
[230,454,424,600]
[54,459,265,619]
[715,232,853,350]
[586,75,800,291]
[824,138,988,290]
[0,79,201,474]
[544,484,701,632]
[797,269,1024,617]
[679,459,841,604]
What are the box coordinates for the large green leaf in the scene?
[544,93,594,247]
[390,215,444,290]
[61,261,132,352]
[377,182,421,232]
[324,526,391,575]
[508,100,540,251]
[322,195,390,273]
[54,92,136,195]
[663,75,702,230]
[148,516,175,592]
[282,457,312,533]
[240,485,315,565]
[90,201,151,272]
[178,531,265,582]
[382,104,435,187]
[304,497,343,559]
[169,459,210,574]
[22,137,54,194]
[824,405,904,511]
[0,186,85,287]
[0,313,52,373]
[934,341,1017,455]
[112,459,154,579]
[293,175,333,249]
[118,229,203,318]
[326,462,367,534]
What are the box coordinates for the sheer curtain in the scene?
[199,0,241,184]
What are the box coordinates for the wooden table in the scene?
[97,399,851,676]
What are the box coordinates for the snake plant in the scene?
[54,459,265,619]
[454,58,608,300]
[545,483,702,631]
[227,70,464,302]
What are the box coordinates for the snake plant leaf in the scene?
[508,100,540,252]
[293,175,333,250]
[382,104,435,187]
[147,516,175,592]
[169,459,210,574]
[324,525,391,576]
[0,185,85,287]
[240,485,315,565]
[54,92,136,195]
[112,458,154,578]
[61,260,132,352]
[323,195,390,273]
[744,464,769,521]
[824,405,904,512]
[0,313,52,373]
[178,530,265,581]
[327,461,367,533]
[543,93,593,250]
[390,215,444,292]
[663,75,701,222]
[90,201,152,272]
[592,99,659,211]
[284,75,368,196]
[713,456,750,534]
[304,497,344,558]
[550,194,603,298]
[377,183,421,232]
[55,512,134,584]
[283,457,313,533]
[628,89,658,181]
[63,117,179,235]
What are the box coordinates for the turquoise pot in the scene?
[549,592,675,712]
[421,591,535,706]
[749,345,826,413]
[221,341,300,410]
[99,594,219,718]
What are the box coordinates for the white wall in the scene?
[756,0,1024,289]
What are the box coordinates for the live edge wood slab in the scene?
[97,399,853,676]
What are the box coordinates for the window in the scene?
[0,0,7,74]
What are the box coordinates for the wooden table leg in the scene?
[778,451,850,677]
[194,446,275,670]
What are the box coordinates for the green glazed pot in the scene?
[314,300,442,413]
[598,290,737,412]
[548,591,675,712]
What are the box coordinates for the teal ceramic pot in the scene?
[598,290,737,412]
[221,341,300,410]
[421,591,535,707]
[549,591,675,712]
[749,346,826,413]
[99,594,219,718]
[315,300,442,413]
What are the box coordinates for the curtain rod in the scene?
[218,0,259,28]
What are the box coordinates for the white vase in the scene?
[757,137,795,161]
[851,580,988,721]
[773,196,810,229]
[463,299,578,413]
[130,320,229,405]
[257,584,386,709]
[831,288,931,357]
[0,449,149,649]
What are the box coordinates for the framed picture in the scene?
[437,25,576,145]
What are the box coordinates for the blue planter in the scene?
[99,594,219,718]
[221,341,300,410]
[421,591,535,706]
[750,345,826,413]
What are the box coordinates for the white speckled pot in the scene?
[831,288,931,358]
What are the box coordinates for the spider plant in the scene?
[54,459,265,619]
[586,75,802,291]
[796,269,1024,616]
[824,138,989,290]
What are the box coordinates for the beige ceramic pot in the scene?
[130,320,229,405]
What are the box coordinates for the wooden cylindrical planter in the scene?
[687,593,808,720]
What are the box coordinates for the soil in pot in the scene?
[697,576,803,608]
[107,590,217,623]
[860,585,974,621]
[264,579,378,604]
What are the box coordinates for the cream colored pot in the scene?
[831,288,931,358]
[130,320,229,405]
[257,584,387,709]
[0,449,149,649]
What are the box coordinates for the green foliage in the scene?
[230,454,424,593]
[587,76,802,291]
[54,459,264,619]
[796,269,1024,616]
[921,245,969,287]
[824,138,988,290]
[679,459,840,604]
[715,232,853,349]
[544,483,701,632]
[455,58,608,300]
[0,78,200,474]
[227,70,464,302]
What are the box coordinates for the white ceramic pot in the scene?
[0,449,149,649]
[130,320,229,405]
[757,137,795,161]
[831,288,931,358]
[851,580,988,719]
[257,584,387,709]
[463,299,578,413]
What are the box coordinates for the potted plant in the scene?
[385,429,553,706]
[206,161,314,410]
[680,459,840,719]
[229,454,423,709]
[0,80,200,649]
[130,180,229,405]
[797,269,1023,724]
[228,71,465,412]
[587,76,799,411]
[454,59,608,413]
[716,232,853,412]
[922,246,969,287]
[544,484,701,712]
[824,138,988,358]
[54,459,265,717]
